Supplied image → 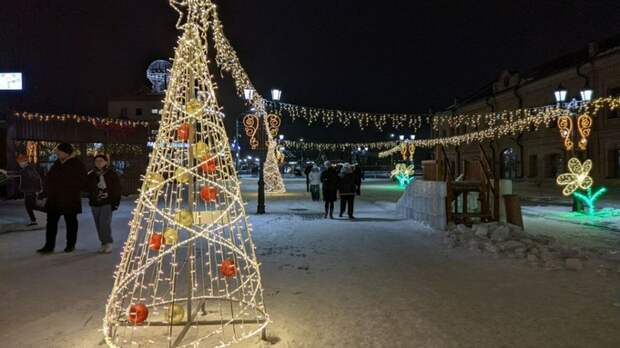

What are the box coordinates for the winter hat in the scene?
[56,143,74,155]
[16,154,28,163]
[94,154,109,162]
[324,161,331,167]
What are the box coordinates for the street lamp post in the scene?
[244,88,267,214]
[554,83,593,212]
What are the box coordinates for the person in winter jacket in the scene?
[338,163,357,219]
[87,154,121,253]
[308,165,322,201]
[37,143,87,254]
[304,163,313,192]
[16,154,42,226]
[352,163,363,196]
[320,161,339,219]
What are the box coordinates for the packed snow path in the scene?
[1,178,619,347]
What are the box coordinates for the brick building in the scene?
[434,34,620,198]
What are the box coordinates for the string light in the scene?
[262,114,286,193]
[14,111,150,128]
[103,2,269,347]
[283,139,402,152]
[573,187,608,213]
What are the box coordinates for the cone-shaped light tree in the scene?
[103,2,268,347]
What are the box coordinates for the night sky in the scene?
[2,0,620,142]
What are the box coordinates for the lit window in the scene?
[151,108,158,114]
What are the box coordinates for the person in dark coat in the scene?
[304,163,313,192]
[320,161,339,219]
[16,154,42,226]
[37,143,87,254]
[338,163,357,219]
[87,154,121,253]
[352,163,363,196]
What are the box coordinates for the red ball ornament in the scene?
[128,303,149,324]
[200,186,218,202]
[177,123,190,141]
[149,233,163,251]
[200,156,217,174]
[219,259,236,277]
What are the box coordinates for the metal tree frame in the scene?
[103,2,268,347]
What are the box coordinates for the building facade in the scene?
[434,35,620,197]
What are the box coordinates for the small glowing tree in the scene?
[391,163,415,187]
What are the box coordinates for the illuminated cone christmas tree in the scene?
[103,4,268,347]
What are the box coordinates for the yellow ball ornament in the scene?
[174,168,191,183]
[167,304,185,324]
[186,99,203,115]
[191,141,209,158]
[175,210,193,228]
[144,173,165,190]
[163,228,179,245]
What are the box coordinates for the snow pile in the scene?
[442,222,618,272]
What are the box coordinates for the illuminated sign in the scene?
[0,73,23,90]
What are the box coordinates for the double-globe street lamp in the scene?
[553,83,593,211]
[243,88,282,214]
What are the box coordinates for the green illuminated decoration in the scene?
[390,163,415,187]
[572,186,607,214]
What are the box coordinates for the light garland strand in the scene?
[282,139,402,152]
[265,100,423,131]
[14,112,151,128]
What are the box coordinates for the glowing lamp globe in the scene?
[128,304,148,324]
[175,210,193,228]
[200,186,218,202]
[163,228,179,245]
[167,304,185,324]
[219,259,236,277]
[177,123,190,141]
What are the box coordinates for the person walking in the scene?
[320,161,339,219]
[304,163,313,192]
[37,143,87,254]
[87,154,121,253]
[338,163,356,219]
[308,164,322,201]
[353,163,364,196]
[16,154,43,226]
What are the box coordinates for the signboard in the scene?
[0,73,23,90]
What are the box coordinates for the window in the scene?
[135,108,143,116]
[120,107,127,118]
[501,148,518,179]
[528,155,538,178]
[151,108,159,114]
[545,153,564,178]
[608,87,620,119]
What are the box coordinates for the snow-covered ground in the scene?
[1,178,620,347]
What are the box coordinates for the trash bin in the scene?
[503,194,523,228]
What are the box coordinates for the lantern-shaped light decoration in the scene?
[554,84,567,105]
